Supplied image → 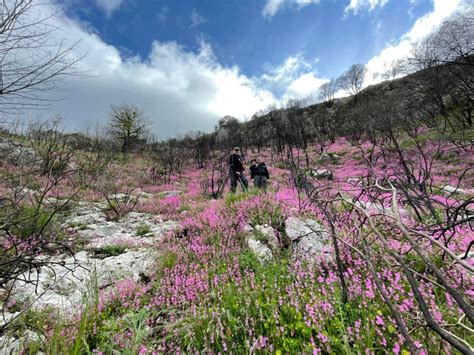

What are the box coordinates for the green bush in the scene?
[11,205,57,239]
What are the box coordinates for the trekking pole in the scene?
[237,173,247,192]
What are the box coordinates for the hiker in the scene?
[229,147,248,193]
[250,158,270,191]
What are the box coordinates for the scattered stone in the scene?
[0,330,45,354]
[285,217,331,261]
[319,152,340,162]
[356,201,386,214]
[458,251,473,261]
[242,224,254,233]
[0,335,19,354]
[23,330,45,344]
[347,178,361,185]
[441,185,469,196]
[158,190,183,198]
[107,193,134,201]
[66,202,178,249]
[1,201,179,313]
[307,168,333,180]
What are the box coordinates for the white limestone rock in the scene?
[7,249,155,312]
[248,236,273,262]
[158,190,183,198]
[441,185,469,196]
[285,217,331,261]
[308,168,333,180]
[254,224,279,249]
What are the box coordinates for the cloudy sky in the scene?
[22,0,469,138]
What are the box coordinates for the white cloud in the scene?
[259,54,328,102]
[263,0,285,18]
[262,0,320,19]
[344,0,389,16]
[94,0,124,17]
[190,8,206,28]
[403,0,461,42]
[17,2,276,138]
[263,0,391,18]
[284,73,329,100]
[16,0,465,138]
[260,54,312,85]
[364,0,462,86]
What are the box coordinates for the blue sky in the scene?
[29,0,467,137]
[63,0,432,81]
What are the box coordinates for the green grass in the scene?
[224,188,260,207]
[252,229,270,244]
[155,250,178,274]
[90,245,127,258]
[135,223,151,236]
[165,255,392,354]
[68,221,89,230]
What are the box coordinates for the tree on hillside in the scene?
[410,8,473,69]
[318,79,338,103]
[108,104,149,153]
[409,9,474,128]
[215,115,242,150]
[381,59,405,80]
[192,131,215,169]
[337,63,367,96]
[150,138,183,184]
[0,0,82,116]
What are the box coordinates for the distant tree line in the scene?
[6,8,469,180]
[141,8,472,168]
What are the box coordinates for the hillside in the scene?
[0,102,473,353]
[1,8,473,354]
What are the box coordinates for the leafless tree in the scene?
[337,63,367,96]
[0,0,82,116]
[98,171,140,222]
[215,115,242,151]
[0,121,93,332]
[149,138,183,184]
[318,79,338,103]
[410,8,473,70]
[381,59,405,80]
[200,153,229,199]
[185,131,215,169]
[408,8,474,129]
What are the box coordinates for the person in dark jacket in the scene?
[229,147,248,193]
[250,157,269,191]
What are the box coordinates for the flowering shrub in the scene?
[5,126,473,354]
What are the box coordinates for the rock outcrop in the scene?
[8,249,155,311]
[68,202,178,249]
[245,224,279,262]
[0,137,40,167]
[247,237,273,262]
[2,202,177,314]
[285,217,331,261]
[441,185,470,196]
